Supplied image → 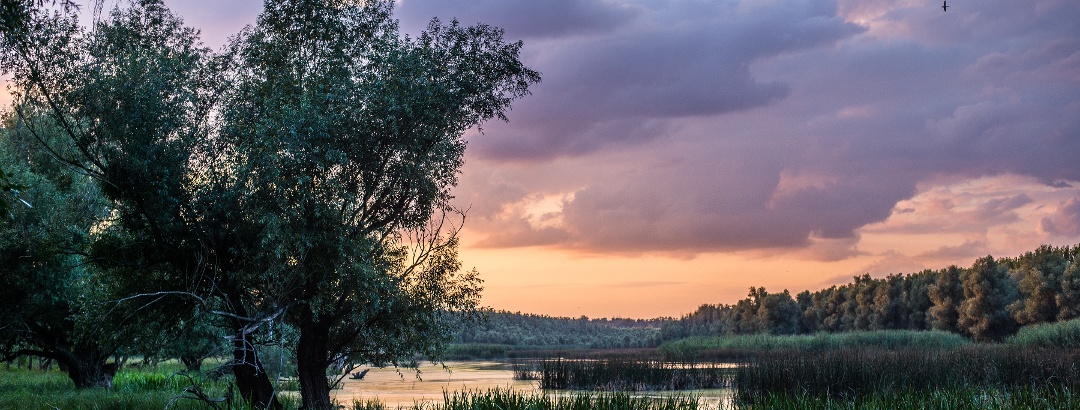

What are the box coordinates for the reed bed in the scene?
[660,330,971,360]
[731,386,1080,410]
[347,388,709,410]
[515,358,733,391]
[346,386,1080,410]
[732,345,1080,403]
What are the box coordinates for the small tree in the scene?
[1008,245,1070,326]
[958,256,1019,342]
[928,266,964,333]
[758,290,801,335]
[0,114,121,389]
[1058,260,1080,321]
[0,0,268,399]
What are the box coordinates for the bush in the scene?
[1006,319,1080,348]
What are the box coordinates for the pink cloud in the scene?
[1041,197,1080,237]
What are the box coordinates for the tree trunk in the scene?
[231,331,281,410]
[66,360,117,389]
[296,307,334,410]
[180,355,203,373]
[44,345,118,389]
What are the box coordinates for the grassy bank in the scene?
[0,364,298,410]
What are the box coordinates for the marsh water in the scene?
[328,361,733,408]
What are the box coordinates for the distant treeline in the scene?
[454,311,666,349]
[455,244,1080,347]
[662,244,1080,342]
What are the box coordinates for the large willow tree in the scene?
[2,0,537,408]
[220,1,537,407]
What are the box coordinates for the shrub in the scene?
[1006,318,1080,348]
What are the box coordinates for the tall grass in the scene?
[1006,318,1080,348]
[347,388,709,410]
[729,386,1080,410]
[344,386,1080,410]
[660,330,970,360]
[732,345,1080,403]
[515,359,732,391]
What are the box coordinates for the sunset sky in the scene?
[25,0,1080,318]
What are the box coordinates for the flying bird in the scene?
[942,1,949,12]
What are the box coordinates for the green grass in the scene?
[0,365,299,410]
[1006,318,1080,348]
[659,330,971,359]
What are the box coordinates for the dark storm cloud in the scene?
[448,0,1080,255]
[398,0,865,160]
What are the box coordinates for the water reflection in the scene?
[329,361,732,408]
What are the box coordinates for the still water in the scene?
[327,361,732,408]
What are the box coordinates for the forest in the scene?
[453,244,1080,347]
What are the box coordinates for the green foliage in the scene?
[663,245,1080,344]
[958,257,1019,341]
[3,0,536,407]
[218,4,537,407]
[928,266,964,332]
[0,165,25,218]
[1007,245,1072,325]
[0,112,130,388]
[1057,259,1080,320]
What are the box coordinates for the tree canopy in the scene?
[0,0,538,408]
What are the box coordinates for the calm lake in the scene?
[328,361,733,408]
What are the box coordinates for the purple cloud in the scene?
[1041,197,1080,237]
[396,0,864,160]
[448,0,1080,255]
[145,0,1080,257]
